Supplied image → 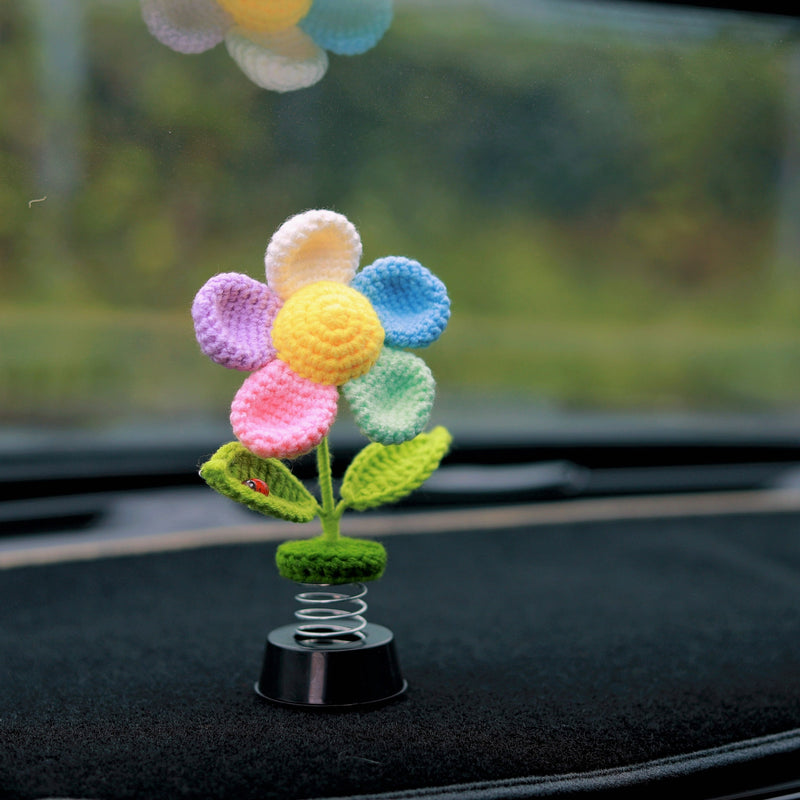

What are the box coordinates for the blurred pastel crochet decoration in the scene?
[193,209,452,584]
[140,0,393,92]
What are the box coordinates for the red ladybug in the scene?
[242,478,269,496]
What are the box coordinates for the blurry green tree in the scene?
[0,1,798,420]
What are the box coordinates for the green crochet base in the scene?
[276,536,387,584]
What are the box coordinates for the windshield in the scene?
[2,0,800,458]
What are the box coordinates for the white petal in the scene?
[264,209,362,299]
[224,26,328,92]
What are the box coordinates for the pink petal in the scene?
[230,361,338,459]
[192,272,282,371]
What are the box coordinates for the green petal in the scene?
[276,536,387,583]
[199,441,318,523]
[340,426,452,511]
[343,347,435,445]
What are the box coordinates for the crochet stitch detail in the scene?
[230,359,338,459]
[265,209,362,300]
[200,441,318,522]
[275,536,387,583]
[343,347,435,445]
[192,272,283,371]
[340,426,453,511]
[272,282,384,386]
[217,0,312,33]
[191,209,449,459]
[351,256,451,349]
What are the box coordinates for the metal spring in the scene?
[294,582,368,641]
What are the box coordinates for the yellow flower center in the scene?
[272,282,384,386]
[217,0,312,33]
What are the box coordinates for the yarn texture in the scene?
[351,257,450,349]
[191,272,282,371]
[230,360,338,460]
[265,209,361,298]
[272,282,384,385]
[343,348,434,445]
[275,536,387,583]
[340,427,452,511]
[200,441,318,522]
[140,0,394,92]
[195,209,452,584]
[192,209,450,459]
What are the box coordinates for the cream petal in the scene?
[224,26,328,92]
[264,209,362,299]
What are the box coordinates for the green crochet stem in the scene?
[200,428,452,584]
[316,435,346,543]
[277,435,387,584]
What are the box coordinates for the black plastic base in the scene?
[255,623,407,709]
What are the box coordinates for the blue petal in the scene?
[352,257,450,349]
[300,0,393,56]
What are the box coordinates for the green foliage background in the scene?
[1,2,799,426]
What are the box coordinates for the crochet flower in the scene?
[192,209,450,460]
[140,0,393,92]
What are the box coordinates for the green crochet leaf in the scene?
[276,536,387,584]
[199,441,318,523]
[340,426,452,511]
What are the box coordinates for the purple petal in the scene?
[192,272,282,371]
[140,0,231,54]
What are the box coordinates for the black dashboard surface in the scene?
[3,499,800,799]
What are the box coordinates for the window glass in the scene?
[2,0,799,447]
